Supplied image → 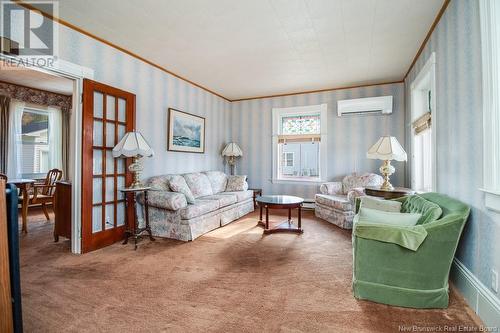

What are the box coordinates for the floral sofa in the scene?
[138,171,254,241]
[314,173,383,229]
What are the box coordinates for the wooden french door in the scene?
[81,79,135,253]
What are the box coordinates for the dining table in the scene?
[7,178,35,233]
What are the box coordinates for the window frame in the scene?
[272,103,327,184]
[20,107,51,179]
[479,0,500,211]
[410,52,437,193]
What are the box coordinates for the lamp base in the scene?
[379,160,395,191]
[227,156,236,175]
[129,157,145,188]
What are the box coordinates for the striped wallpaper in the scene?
[230,83,406,200]
[13,3,497,304]
[405,0,500,301]
[53,20,232,179]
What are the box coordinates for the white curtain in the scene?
[6,99,25,179]
[47,106,63,172]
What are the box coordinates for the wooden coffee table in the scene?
[256,195,304,234]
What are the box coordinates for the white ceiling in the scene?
[0,69,73,95]
[51,0,443,100]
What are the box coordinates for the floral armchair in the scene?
[314,173,383,229]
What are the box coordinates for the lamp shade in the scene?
[367,136,407,161]
[221,142,243,157]
[112,131,154,158]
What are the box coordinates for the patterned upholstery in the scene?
[203,171,228,194]
[315,173,383,229]
[180,200,220,219]
[139,171,254,241]
[219,190,253,202]
[199,194,237,208]
[183,172,213,198]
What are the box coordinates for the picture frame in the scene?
[167,108,205,153]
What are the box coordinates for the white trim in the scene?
[271,104,327,184]
[0,53,94,254]
[410,52,437,192]
[480,0,500,203]
[452,258,500,328]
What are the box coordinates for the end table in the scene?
[249,188,262,208]
[120,186,155,250]
[365,186,415,199]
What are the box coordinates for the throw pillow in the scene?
[360,196,402,212]
[225,175,248,192]
[182,172,213,198]
[169,175,196,204]
[358,207,422,226]
[401,195,443,225]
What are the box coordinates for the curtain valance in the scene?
[0,81,71,113]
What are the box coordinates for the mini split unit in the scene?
[337,95,393,116]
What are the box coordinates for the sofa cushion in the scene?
[183,172,213,198]
[180,200,220,219]
[401,194,443,225]
[315,194,352,211]
[169,175,196,204]
[225,175,248,191]
[220,190,253,202]
[358,207,422,226]
[204,171,228,194]
[198,194,237,208]
[360,196,402,212]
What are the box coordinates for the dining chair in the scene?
[0,173,7,182]
[26,169,63,220]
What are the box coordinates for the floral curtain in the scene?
[0,81,71,113]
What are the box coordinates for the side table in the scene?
[365,186,415,199]
[249,188,262,208]
[120,186,155,250]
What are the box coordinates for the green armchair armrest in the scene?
[353,219,428,251]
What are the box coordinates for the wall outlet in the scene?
[492,269,499,293]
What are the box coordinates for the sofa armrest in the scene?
[319,182,343,195]
[138,191,188,211]
[353,218,428,251]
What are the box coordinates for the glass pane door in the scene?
[82,80,135,253]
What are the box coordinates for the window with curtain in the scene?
[8,104,63,179]
[272,104,327,183]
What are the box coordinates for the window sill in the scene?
[271,178,324,185]
[479,188,500,213]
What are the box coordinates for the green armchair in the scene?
[352,193,470,308]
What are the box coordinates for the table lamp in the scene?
[112,131,154,188]
[222,142,243,175]
[367,136,407,191]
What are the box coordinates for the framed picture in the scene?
[167,108,205,153]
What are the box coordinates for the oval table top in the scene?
[256,195,304,206]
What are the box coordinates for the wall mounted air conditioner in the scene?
[337,95,393,116]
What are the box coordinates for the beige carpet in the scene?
[19,209,482,332]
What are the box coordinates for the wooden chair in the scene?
[26,169,63,220]
[0,173,7,182]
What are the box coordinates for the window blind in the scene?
[277,134,321,144]
[412,112,431,135]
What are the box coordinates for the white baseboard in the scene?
[451,258,500,329]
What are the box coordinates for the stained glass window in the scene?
[281,114,320,134]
